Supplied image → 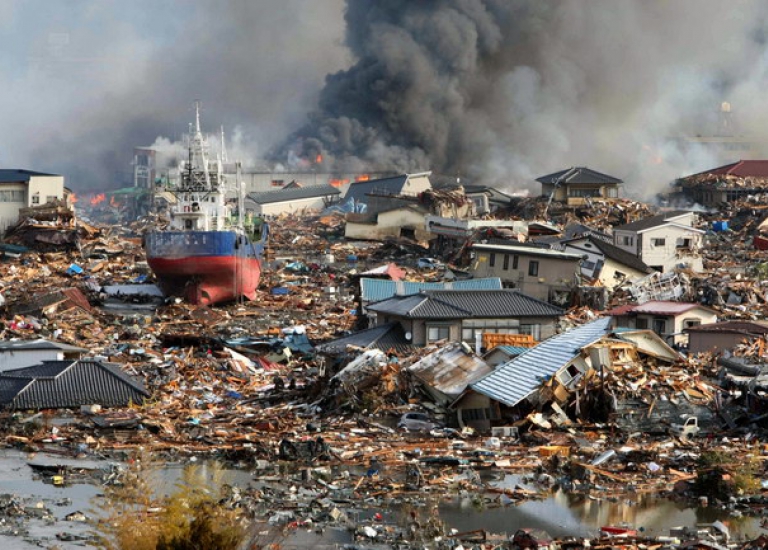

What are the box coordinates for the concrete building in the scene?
[612,211,704,273]
[246,184,341,216]
[470,243,582,302]
[0,170,65,230]
[345,204,431,242]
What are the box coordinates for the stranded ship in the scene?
[144,104,267,305]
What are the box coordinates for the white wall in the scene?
[255,196,330,216]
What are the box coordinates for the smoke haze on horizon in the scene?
[3,1,768,199]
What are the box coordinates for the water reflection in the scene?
[438,473,762,539]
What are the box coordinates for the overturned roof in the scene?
[470,317,612,407]
[408,343,493,402]
[367,289,564,319]
[536,167,622,186]
[0,360,149,410]
[343,171,430,204]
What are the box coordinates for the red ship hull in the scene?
[147,255,261,305]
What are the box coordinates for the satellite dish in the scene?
[405,332,412,340]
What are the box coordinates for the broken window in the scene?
[683,318,701,329]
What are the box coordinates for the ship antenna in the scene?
[221,126,228,163]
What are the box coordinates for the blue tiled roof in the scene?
[0,169,59,183]
[361,277,502,303]
[470,317,612,407]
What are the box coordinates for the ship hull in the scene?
[145,230,262,305]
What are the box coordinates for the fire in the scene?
[69,193,78,204]
[90,193,106,206]
[315,154,323,164]
[109,196,120,207]
[329,178,350,188]
[356,174,370,182]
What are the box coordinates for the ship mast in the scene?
[191,101,212,190]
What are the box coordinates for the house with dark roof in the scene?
[0,339,87,371]
[0,360,149,410]
[562,235,652,289]
[315,322,415,357]
[470,242,582,303]
[606,301,717,346]
[366,289,564,347]
[246,184,341,216]
[612,210,704,273]
[676,160,768,206]
[457,184,515,215]
[536,167,622,206]
[0,169,66,231]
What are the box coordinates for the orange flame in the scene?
[329,178,350,188]
[90,193,106,206]
[69,193,78,204]
[315,154,323,164]
[109,196,120,207]
[356,174,370,182]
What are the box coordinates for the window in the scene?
[503,254,510,270]
[31,195,40,204]
[520,324,541,340]
[512,255,519,269]
[614,271,626,279]
[683,318,701,329]
[652,318,667,335]
[635,318,648,330]
[427,326,450,342]
[46,195,57,204]
[0,190,24,202]
[621,235,634,246]
[652,238,666,246]
[677,238,692,249]
[489,253,496,267]
[528,260,539,276]
[582,260,596,271]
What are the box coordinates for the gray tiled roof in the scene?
[470,317,612,407]
[613,210,692,232]
[247,184,340,205]
[0,360,149,410]
[536,167,622,185]
[315,322,414,355]
[367,289,564,319]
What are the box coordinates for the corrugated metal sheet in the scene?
[470,317,612,407]
[0,360,148,410]
[407,343,493,401]
[361,277,502,303]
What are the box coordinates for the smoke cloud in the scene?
[4,1,768,199]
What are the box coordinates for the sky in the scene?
[4,0,768,199]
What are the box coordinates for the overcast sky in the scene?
[3,1,768,198]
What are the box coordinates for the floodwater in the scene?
[0,451,764,549]
[438,473,765,541]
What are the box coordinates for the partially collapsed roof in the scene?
[470,317,612,407]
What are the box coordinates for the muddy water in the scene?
[0,451,763,549]
[438,473,764,540]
